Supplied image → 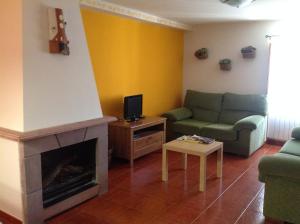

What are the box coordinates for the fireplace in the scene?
[2,117,117,224]
[41,139,97,208]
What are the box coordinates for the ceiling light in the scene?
[220,0,255,8]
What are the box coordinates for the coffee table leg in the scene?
[217,145,223,178]
[162,145,168,181]
[182,153,187,170]
[199,156,207,192]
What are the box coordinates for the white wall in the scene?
[0,1,23,131]
[0,0,104,220]
[183,21,278,95]
[0,139,23,220]
[0,1,23,220]
[23,0,102,131]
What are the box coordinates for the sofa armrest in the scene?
[162,107,192,122]
[233,115,265,131]
[258,153,300,182]
[292,127,300,140]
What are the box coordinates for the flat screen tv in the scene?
[124,94,143,121]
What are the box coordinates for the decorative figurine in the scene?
[241,46,256,58]
[195,48,208,59]
[219,59,232,71]
[48,8,70,56]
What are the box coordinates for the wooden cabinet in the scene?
[109,117,166,166]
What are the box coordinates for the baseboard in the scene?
[266,138,286,146]
[0,210,22,224]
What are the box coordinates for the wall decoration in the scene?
[219,59,232,71]
[194,48,208,59]
[48,8,70,55]
[241,46,256,58]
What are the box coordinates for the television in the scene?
[124,94,143,121]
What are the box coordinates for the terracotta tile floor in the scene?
[47,144,284,224]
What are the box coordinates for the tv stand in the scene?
[109,117,166,167]
[127,117,141,122]
[126,115,145,122]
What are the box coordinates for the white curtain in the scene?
[267,37,300,140]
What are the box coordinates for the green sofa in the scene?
[162,90,267,157]
[258,128,300,224]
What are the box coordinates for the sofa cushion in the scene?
[219,111,254,124]
[222,93,267,115]
[200,123,237,141]
[219,93,267,124]
[184,90,223,122]
[192,108,219,123]
[280,140,300,157]
[171,119,211,135]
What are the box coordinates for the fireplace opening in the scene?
[41,138,97,208]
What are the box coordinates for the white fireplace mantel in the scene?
[0,116,115,142]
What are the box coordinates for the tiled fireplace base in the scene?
[0,116,115,224]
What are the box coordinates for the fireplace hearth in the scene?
[41,139,97,208]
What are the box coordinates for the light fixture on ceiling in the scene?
[220,0,255,8]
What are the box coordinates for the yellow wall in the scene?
[81,8,184,117]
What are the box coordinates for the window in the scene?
[267,34,300,140]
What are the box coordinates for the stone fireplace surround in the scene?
[0,116,116,224]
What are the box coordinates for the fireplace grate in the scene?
[43,181,97,208]
[41,138,97,208]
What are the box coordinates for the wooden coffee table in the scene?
[162,139,223,192]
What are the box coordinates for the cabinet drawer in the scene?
[134,141,162,159]
[133,131,163,151]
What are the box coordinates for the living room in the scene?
[0,0,299,224]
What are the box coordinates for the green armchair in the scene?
[258,127,300,223]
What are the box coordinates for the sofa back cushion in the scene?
[184,90,223,122]
[192,108,220,123]
[219,93,267,124]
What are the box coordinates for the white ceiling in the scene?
[103,0,299,24]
